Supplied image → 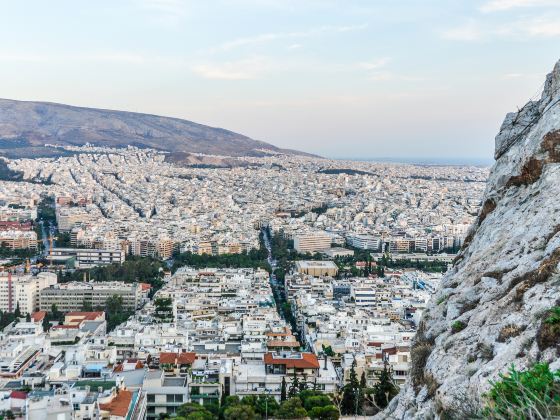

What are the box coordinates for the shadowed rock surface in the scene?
[379,59,560,418]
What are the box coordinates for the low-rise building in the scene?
[40,282,141,313]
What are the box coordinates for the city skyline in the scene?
[1,0,559,159]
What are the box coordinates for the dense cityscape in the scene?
[0,145,488,419]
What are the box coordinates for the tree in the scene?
[342,360,360,415]
[50,303,63,321]
[308,405,340,420]
[329,389,344,417]
[223,404,257,420]
[82,299,93,312]
[177,403,213,420]
[360,371,367,389]
[154,297,173,322]
[105,295,132,332]
[288,370,300,398]
[14,303,21,319]
[373,362,398,409]
[25,313,31,322]
[302,394,331,412]
[281,376,287,401]
[276,397,307,419]
[253,394,280,418]
[42,316,50,332]
[106,295,123,315]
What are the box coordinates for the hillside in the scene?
[0,98,311,158]
[381,60,560,418]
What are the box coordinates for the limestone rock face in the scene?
[380,59,560,419]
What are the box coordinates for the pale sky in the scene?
[1,0,559,160]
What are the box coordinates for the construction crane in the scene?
[48,234,58,267]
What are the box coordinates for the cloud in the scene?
[441,21,483,41]
[0,54,46,62]
[77,53,147,63]
[358,57,391,70]
[479,0,558,13]
[192,57,271,80]
[523,17,560,37]
[135,0,187,15]
[0,51,168,65]
[442,15,560,41]
[216,24,368,51]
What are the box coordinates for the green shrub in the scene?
[538,307,560,349]
[484,363,560,419]
[544,306,560,325]
[451,321,466,333]
[436,295,448,305]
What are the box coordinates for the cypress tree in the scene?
[288,370,299,398]
[342,360,360,414]
[281,376,287,402]
[373,362,398,409]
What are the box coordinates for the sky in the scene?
[1,0,559,161]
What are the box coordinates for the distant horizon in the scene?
[1,1,558,159]
[331,156,494,167]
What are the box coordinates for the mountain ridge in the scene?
[0,98,314,159]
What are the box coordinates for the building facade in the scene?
[39,281,141,313]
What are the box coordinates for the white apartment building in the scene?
[56,208,91,232]
[48,248,125,268]
[346,234,382,250]
[0,272,57,314]
[293,233,332,253]
[39,281,141,313]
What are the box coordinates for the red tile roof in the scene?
[31,311,47,322]
[10,391,27,400]
[66,311,104,320]
[159,352,196,365]
[140,283,151,291]
[264,353,320,369]
[99,390,133,418]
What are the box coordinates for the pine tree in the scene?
[280,376,287,402]
[42,316,50,332]
[360,371,367,388]
[342,360,360,415]
[373,362,398,409]
[14,302,21,319]
[288,370,300,398]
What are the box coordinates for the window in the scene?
[166,394,183,403]
[147,394,155,403]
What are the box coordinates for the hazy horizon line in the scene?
[330,156,494,167]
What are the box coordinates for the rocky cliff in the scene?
[381,60,560,418]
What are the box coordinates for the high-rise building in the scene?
[0,272,57,314]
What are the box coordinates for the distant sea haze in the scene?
[335,156,494,167]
